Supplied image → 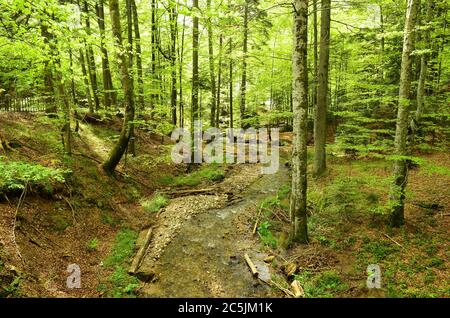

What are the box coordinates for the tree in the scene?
[216,34,223,127]
[96,0,116,109]
[78,49,94,112]
[169,1,178,126]
[82,0,100,112]
[40,24,56,113]
[40,19,72,155]
[191,0,200,161]
[102,0,135,174]
[150,0,158,116]
[131,0,143,112]
[126,0,136,156]
[207,0,216,127]
[178,16,186,128]
[388,0,421,227]
[229,37,234,129]
[312,0,318,111]
[290,0,309,244]
[240,0,249,125]
[415,0,433,123]
[313,0,331,178]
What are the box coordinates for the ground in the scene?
[0,112,448,298]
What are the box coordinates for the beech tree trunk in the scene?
[290,0,309,244]
[41,22,71,154]
[40,24,56,113]
[216,34,223,127]
[313,0,331,178]
[416,0,433,123]
[388,0,420,227]
[169,3,178,126]
[312,0,318,111]
[191,0,200,161]
[178,16,186,128]
[78,49,94,112]
[150,0,157,116]
[54,62,72,156]
[96,0,116,109]
[102,0,135,174]
[126,0,136,156]
[207,0,216,127]
[131,0,144,112]
[240,1,249,126]
[83,0,100,112]
[229,38,234,129]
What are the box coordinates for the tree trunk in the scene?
[69,47,80,133]
[96,0,116,109]
[54,63,72,155]
[191,0,200,162]
[240,1,249,126]
[229,38,234,129]
[312,0,318,111]
[169,3,178,126]
[40,24,56,113]
[179,16,186,128]
[102,0,135,174]
[313,0,331,178]
[290,0,309,244]
[126,0,133,68]
[150,0,157,117]
[207,0,216,127]
[131,0,144,112]
[388,0,420,227]
[380,5,385,83]
[41,22,71,154]
[216,34,223,127]
[125,0,136,156]
[270,39,275,110]
[415,0,433,123]
[83,0,100,112]
[79,49,94,113]
[69,48,76,105]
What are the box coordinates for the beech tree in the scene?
[388,0,421,227]
[101,0,135,174]
[191,0,200,161]
[313,0,331,178]
[290,0,309,244]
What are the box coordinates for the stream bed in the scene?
[142,163,290,298]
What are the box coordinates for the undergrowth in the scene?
[101,228,140,298]
[141,194,169,213]
[158,164,226,187]
[0,158,70,194]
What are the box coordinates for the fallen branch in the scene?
[129,228,153,275]
[72,151,102,164]
[269,279,295,298]
[161,188,217,198]
[252,205,263,235]
[382,232,403,248]
[411,201,443,211]
[244,253,259,277]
